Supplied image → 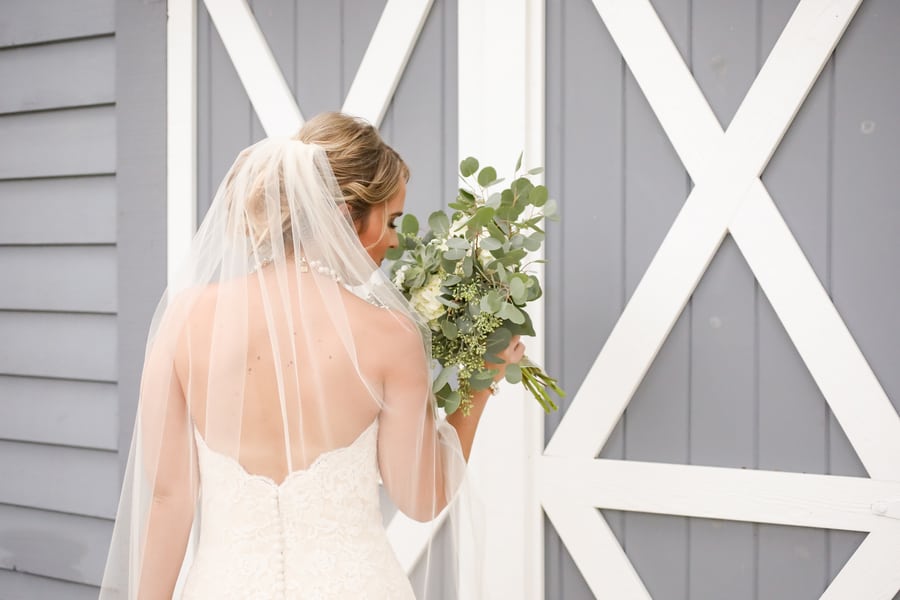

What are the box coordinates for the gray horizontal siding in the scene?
[0,570,98,600]
[0,0,114,48]
[0,441,119,518]
[0,2,121,597]
[0,246,116,313]
[0,105,115,179]
[0,312,116,381]
[0,504,112,587]
[0,376,117,450]
[0,176,116,245]
[0,35,115,114]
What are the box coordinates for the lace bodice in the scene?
[181,420,415,599]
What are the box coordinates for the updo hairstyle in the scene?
[295,112,409,231]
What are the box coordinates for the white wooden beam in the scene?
[820,528,900,599]
[458,0,546,598]
[203,0,303,135]
[166,0,198,285]
[342,0,434,126]
[539,457,900,533]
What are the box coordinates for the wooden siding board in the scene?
[440,0,458,208]
[619,0,691,594]
[544,0,626,597]
[115,0,167,466]
[0,441,119,519]
[0,568,99,600]
[0,0,114,48]
[340,0,388,98]
[0,106,115,180]
[830,0,900,589]
[0,245,116,313]
[0,504,112,587]
[0,36,115,114]
[686,1,759,599]
[390,0,445,220]
[754,1,833,597]
[250,0,297,143]
[543,1,564,596]
[0,375,117,450]
[0,176,116,245]
[0,311,116,382]
[295,0,342,116]
[198,2,254,219]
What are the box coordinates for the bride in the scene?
[99,112,523,599]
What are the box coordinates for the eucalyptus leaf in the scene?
[515,151,524,172]
[498,302,526,324]
[443,391,461,414]
[432,366,453,394]
[530,185,549,207]
[469,370,495,391]
[477,166,497,187]
[460,157,479,177]
[428,211,451,236]
[527,166,544,175]
[542,198,558,217]
[384,246,404,261]
[509,277,526,304]
[440,320,458,340]
[462,256,474,278]
[504,363,522,384]
[442,248,467,261]
[441,256,459,274]
[401,213,420,235]
[480,237,503,251]
[486,327,512,354]
[446,237,470,250]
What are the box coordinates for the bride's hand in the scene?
[486,335,526,382]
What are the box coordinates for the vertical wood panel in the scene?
[296,0,343,116]
[687,1,758,598]
[755,1,833,597]
[830,0,900,590]
[545,0,625,596]
[620,0,691,595]
[390,0,445,220]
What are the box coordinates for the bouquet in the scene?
[387,155,564,416]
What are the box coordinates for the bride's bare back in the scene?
[176,265,403,484]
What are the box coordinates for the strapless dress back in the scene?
[181,420,415,599]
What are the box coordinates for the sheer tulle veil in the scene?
[99,138,472,598]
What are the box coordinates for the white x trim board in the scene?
[541,0,900,597]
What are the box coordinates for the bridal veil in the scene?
[100,138,473,598]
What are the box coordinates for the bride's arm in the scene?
[134,312,198,599]
[377,320,523,521]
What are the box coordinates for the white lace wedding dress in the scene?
[181,420,416,599]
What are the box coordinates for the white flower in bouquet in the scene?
[409,274,446,328]
[392,263,410,287]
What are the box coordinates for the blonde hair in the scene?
[295,112,409,228]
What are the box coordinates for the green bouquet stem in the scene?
[516,356,564,413]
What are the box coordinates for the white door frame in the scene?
[165,1,546,597]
